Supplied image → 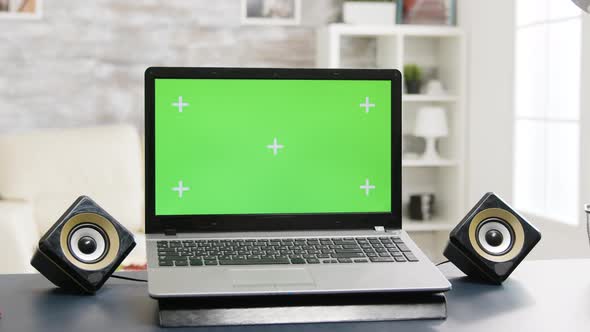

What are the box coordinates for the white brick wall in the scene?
[0,0,376,133]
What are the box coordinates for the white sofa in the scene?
[0,125,146,274]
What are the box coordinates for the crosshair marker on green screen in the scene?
[155,78,392,215]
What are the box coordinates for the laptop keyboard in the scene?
[156,236,418,267]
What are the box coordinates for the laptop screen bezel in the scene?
[145,67,402,233]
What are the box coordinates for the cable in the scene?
[435,260,450,267]
[111,274,147,283]
[585,204,590,248]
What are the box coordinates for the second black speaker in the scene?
[30,196,136,293]
[443,192,541,284]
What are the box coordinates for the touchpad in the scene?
[230,268,315,287]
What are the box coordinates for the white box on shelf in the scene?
[342,2,397,25]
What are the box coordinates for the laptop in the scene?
[144,67,451,298]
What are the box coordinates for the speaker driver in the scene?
[59,212,120,271]
[476,218,513,256]
[67,224,109,264]
[467,207,525,262]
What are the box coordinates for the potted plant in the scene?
[343,0,397,25]
[404,64,422,94]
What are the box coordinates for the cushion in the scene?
[0,125,144,235]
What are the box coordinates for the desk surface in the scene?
[1,259,589,331]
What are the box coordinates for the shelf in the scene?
[404,218,456,232]
[402,159,459,167]
[403,94,458,103]
[0,13,41,20]
[400,25,463,37]
[325,24,463,38]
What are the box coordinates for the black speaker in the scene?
[443,192,541,284]
[31,196,136,294]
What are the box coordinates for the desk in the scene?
[1,259,589,331]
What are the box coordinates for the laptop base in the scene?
[158,292,447,327]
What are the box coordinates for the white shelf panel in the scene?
[400,25,463,37]
[403,218,456,232]
[326,24,463,38]
[403,94,458,103]
[402,159,459,167]
[0,13,41,19]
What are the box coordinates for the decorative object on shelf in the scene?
[572,0,590,13]
[414,106,448,161]
[409,193,435,220]
[399,0,456,25]
[241,0,301,26]
[342,0,397,25]
[0,0,41,19]
[424,79,446,96]
[403,64,422,94]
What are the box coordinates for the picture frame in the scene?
[0,0,42,19]
[241,0,301,26]
[398,0,456,26]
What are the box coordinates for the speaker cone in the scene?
[476,218,514,256]
[59,212,121,271]
[67,224,109,263]
[467,207,525,263]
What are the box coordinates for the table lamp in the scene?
[413,106,448,161]
[572,0,590,12]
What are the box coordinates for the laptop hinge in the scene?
[374,226,386,232]
[164,228,177,236]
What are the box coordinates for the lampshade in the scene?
[413,106,449,138]
[572,0,590,13]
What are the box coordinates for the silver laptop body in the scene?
[144,67,451,298]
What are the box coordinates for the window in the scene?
[514,0,581,225]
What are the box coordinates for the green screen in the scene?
[155,79,391,215]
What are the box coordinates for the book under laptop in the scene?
[144,67,451,298]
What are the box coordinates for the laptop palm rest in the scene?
[230,268,316,288]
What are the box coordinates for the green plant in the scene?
[346,0,394,2]
[403,64,422,82]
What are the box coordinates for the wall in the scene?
[458,0,515,207]
[0,0,376,134]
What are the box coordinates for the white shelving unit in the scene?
[316,24,466,261]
